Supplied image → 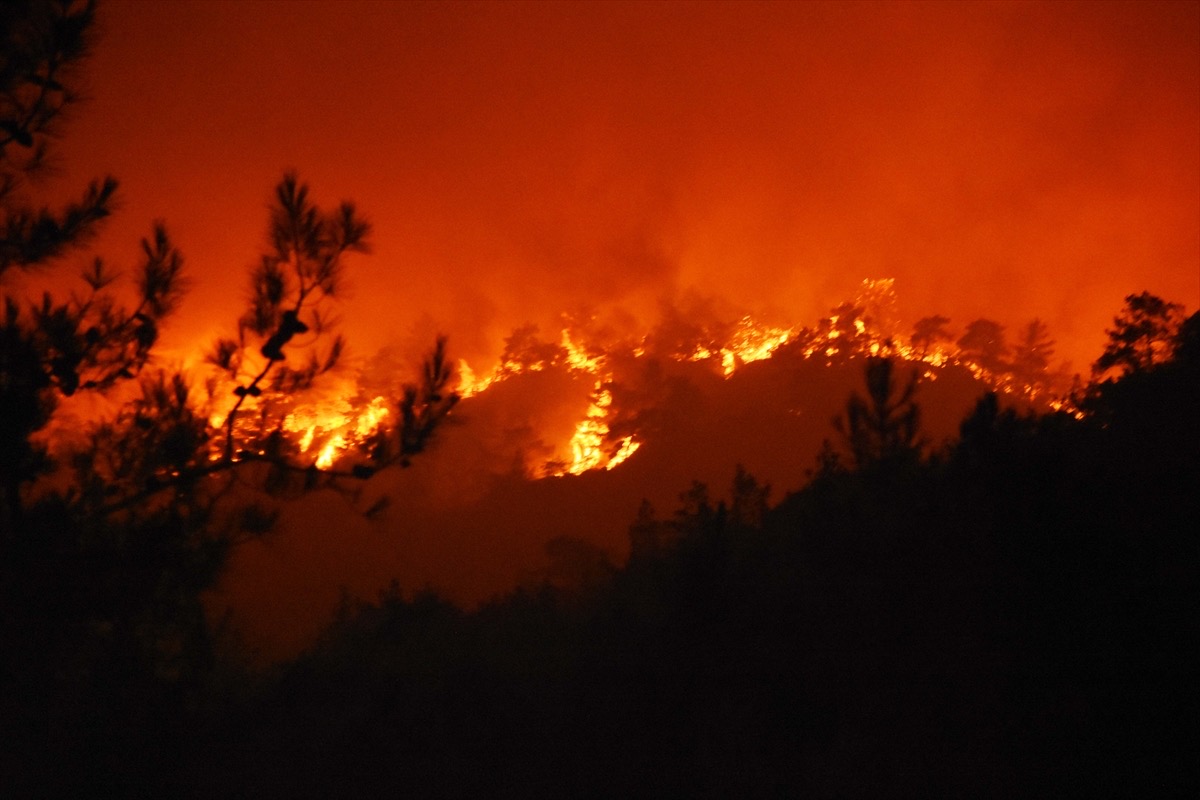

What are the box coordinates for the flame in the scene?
[560,329,603,373]
[717,316,795,376]
[607,436,641,468]
[207,277,1074,477]
[549,331,632,476]
[279,394,390,468]
[315,435,345,470]
[457,359,496,399]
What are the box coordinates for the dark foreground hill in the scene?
[211,350,1028,659]
[174,314,1197,798]
[6,310,1194,797]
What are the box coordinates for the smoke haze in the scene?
[19,0,1197,657]
[47,0,1198,373]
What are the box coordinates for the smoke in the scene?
[35,0,1196,658]
[49,0,1195,378]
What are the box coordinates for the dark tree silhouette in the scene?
[910,313,952,358]
[181,295,1194,800]
[0,7,455,791]
[1009,317,1056,387]
[398,335,459,463]
[627,498,666,559]
[0,3,211,779]
[539,535,617,594]
[834,356,924,470]
[729,463,770,530]
[0,233,188,528]
[1092,291,1185,379]
[208,172,370,460]
[957,318,1008,374]
[0,0,187,531]
[1,0,97,206]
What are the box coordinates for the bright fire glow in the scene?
[279,394,390,468]
[220,279,1072,475]
[457,359,496,399]
[716,317,795,377]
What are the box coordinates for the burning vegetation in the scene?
[220,277,1078,481]
[3,5,1195,794]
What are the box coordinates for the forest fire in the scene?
[243,279,1076,477]
[4,3,1194,796]
[716,317,796,376]
[282,395,391,470]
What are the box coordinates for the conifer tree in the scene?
[834,357,924,471]
[911,314,952,359]
[957,318,1008,374]
[1009,318,1056,388]
[1092,292,1185,379]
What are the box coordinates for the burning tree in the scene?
[816,302,869,360]
[856,277,901,344]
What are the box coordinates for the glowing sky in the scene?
[48,0,1200,374]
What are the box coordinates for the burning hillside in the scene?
[204,279,1080,658]
[4,4,1194,792]
[217,279,1071,484]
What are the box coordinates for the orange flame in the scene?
[281,394,390,468]
[549,331,635,476]
[717,316,795,376]
[214,277,1073,476]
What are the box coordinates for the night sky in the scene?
[39,0,1200,374]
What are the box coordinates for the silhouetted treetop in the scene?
[834,357,924,472]
[957,318,1008,374]
[911,314,952,358]
[0,0,108,275]
[1009,317,1056,387]
[0,0,95,170]
[1092,291,1186,379]
[1,222,186,531]
[212,172,372,460]
[398,335,459,463]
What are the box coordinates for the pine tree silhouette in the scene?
[834,356,924,471]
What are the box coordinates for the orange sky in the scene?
[40,0,1200,373]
